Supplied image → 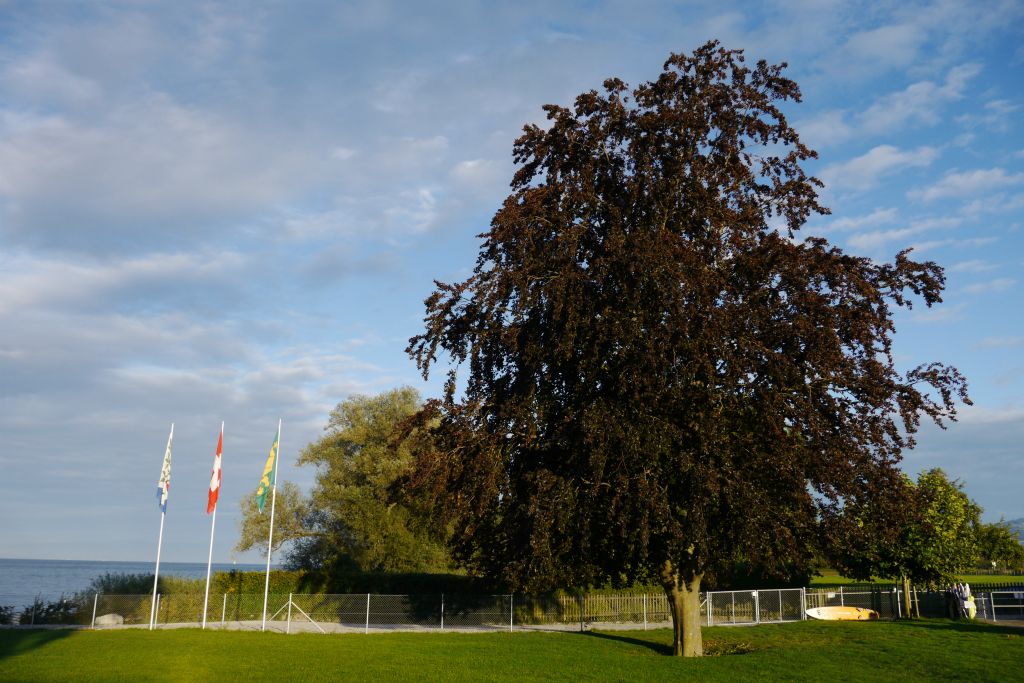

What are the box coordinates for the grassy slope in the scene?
[1,620,1020,682]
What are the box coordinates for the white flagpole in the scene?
[150,423,173,631]
[149,510,166,630]
[202,421,224,630]
[261,418,281,632]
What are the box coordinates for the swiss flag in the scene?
[207,424,223,514]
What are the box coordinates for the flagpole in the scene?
[150,423,173,631]
[261,418,281,632]
[202,506,217,629]
[149,509,166,630]
[202,421,224,630]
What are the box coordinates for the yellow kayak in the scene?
[805,606,879,621]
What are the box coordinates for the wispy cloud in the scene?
[949,259,998,273]
[963,277,1015,294]
[860,63,980,134]
[910,236,998,253]
[816,207,898,233]
[911,302,967,323]
[846,216,960,251]
[976,336,1024,349]
[956,98,1020,134]
[910,167,1024,202]
[821,145,939,192]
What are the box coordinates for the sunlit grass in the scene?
[1,619,1020,682]
[809,570,1022,585]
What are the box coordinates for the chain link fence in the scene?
[14,585,1014,631]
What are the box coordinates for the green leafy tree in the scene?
[407,41,969,656]
[910,469,981,584]
[829,468,981,616]
[237,387,451,573]
[236,482,313,556]
[975,519,1024,571]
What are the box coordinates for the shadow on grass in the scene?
[576,629,673,656]
[893,618,1024,637]
[0,628,75,661]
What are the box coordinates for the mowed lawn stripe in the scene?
[0,620,1020,682]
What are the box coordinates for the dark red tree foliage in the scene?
[406,41,969,656]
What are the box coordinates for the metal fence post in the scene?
[440,593,444,631]
[578,593,584,632]
[155,593,161,628]
[754,591,760,624]
[509,594,513,632]
[91,594,99,628]
[287,593,292,634]
[365,593,370,634]
[643,594,647,630]
[707,593,712,627]
[221,593,227,626]
[839,586,844,606]
[800,587,806,620]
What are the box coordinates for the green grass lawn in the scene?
[1,620,1020,682]
[809,570,1023,585]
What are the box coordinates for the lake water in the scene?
[0,558,269,610]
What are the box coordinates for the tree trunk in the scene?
[901,576,912,619]
[661,560,704,657]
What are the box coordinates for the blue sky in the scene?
[0,1,1021,564]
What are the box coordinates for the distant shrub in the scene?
[81,572,204,596]
[0,604,15,625]
[209,569,499,596]
[18,595,86,625]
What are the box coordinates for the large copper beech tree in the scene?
[406,42,969,657]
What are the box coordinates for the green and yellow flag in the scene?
[255,425,279,513]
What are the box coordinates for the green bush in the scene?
[78,572,204,597]
[0,604,15,625]
[18,595,87,625]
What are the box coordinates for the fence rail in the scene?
[5,584,1018,631]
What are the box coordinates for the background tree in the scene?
[828,468,981,617]
[235,482,312,557]
[407,41,969,656]
[910,469,981,585]
[237,387,451,574]
[975,519,1024,572]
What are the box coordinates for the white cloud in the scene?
[797,109,853,149]
[0,96,328,250]
[960,192,1024,216]
[0,250,250,314]
[833,23,926,76]
[859,63,980,134]
[910,236,997,253]
[949,259,998,273]
[956,405,1024,425]
[956,98,1020,133]
[963,277,1015,294]
[976,336,1024,349]
[911,168,1024,202]
[848,227,925,251]
[449,158,509,197]
[817,207,898,233]
[911,302,966,323]
[846,216,959,251]
[330,146,357,160]
[1,53,102,107]
[821,145,938,192]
